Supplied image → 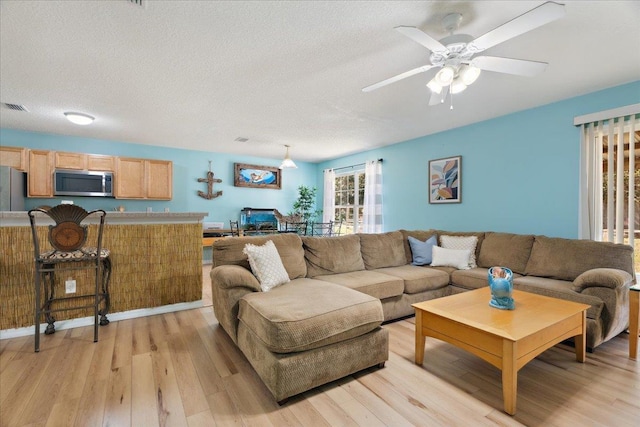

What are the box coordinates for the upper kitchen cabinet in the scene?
[115,157,172,200]
[146,160,173,200]
[0,146,27,171]
[55,152,115,171]
[28,150,54,197]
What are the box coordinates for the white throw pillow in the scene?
[430,246,472,270]
[440,235,478,268]
[242,240,290,292]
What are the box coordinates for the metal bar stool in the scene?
[28,204,111,352]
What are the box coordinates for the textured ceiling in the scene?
[1,1,639,163]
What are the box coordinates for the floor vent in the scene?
[2,103,28,112]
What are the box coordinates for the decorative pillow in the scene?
[440,235,478,268]
[430,246,471,270]
[242,240,290,292]
[407,235,437,266]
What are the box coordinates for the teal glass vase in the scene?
[488,266,515,310]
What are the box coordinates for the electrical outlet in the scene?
[65,279,76,294]
[61,200,74,205]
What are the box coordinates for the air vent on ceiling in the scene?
[2,103,29,112]
[127,0,145,8]
[235,137,249,142]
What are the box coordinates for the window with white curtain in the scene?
[323,159,383,234]
[578,104,639,272]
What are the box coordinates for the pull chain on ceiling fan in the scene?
[362,1,566,107]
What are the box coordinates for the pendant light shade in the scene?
[279,145,297,169]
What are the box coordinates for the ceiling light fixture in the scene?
[434,66,455,86]
[64,112,95,125]
[279,145,297,169]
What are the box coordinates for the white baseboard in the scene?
[0,300,204,340]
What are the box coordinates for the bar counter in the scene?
[0,211,206,331]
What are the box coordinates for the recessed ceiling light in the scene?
[64,112,95,125]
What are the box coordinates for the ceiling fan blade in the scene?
[394,26,448,54]
[428,85,449,106]
[471,56,548,76]
[362,64,436,92]
[467,2,565,52]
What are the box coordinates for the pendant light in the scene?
[279,145,297,169]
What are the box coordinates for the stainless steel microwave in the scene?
[54,169,114,197]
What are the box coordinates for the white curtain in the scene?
[362,160,383,233]
[322,168,335,223]
[578,109,638,248]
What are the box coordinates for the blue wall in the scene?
[317,81,640,238]
[0,129,316,223]
[3,81,638,238]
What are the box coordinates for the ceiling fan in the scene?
[362,2,566,106]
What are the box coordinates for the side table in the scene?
[630,285,639,360]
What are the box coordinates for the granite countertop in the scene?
[0,211,208,226]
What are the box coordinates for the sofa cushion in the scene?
[243,240,290,292]
[315,270,404,300]
[358,231,407,270]
[513,276,604,320]
[302,235,365,278]
[400,230,437,264]
[524,235,635,281]
[407,235,437,265]
[477,232,534,275]
[440,235,478,268]
[451,268,490,290]
[373,265,450,294]
[212,233,307,279]
[238,278,383,353]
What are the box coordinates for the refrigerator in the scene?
[0,166,26,211]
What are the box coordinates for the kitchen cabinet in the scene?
[146,160,173,200]
[0,146,27,171]
[28,150,54,197]
[115,157,172,200]
[56,152,115,171]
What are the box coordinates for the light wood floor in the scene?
[1,267,639,427]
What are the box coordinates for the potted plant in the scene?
[292,185,322,224]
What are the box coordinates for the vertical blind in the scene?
[577,104,639,247]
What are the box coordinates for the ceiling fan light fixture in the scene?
[279,145,298,169]
[460,65,482,85]
[64,112,95,125]
[450,78,467,94]
[426,79,442,94]
[434,66,455,86]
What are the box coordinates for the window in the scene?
[333,171,365,234]
[578,107,639,273]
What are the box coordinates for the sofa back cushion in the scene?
[358,231,407,269]
[400,230,438,264]
[524,235,635,281]
[302,234,365,278]
[477,232,535,274]
[212,233,307,280]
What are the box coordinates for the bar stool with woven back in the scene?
[28,204,111,352]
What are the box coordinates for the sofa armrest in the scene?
[212,264,261,291]
[210,265,260,343]
[572,268,633,292]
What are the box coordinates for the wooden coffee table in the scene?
[413,287,589,415]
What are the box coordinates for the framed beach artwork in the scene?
[234,163,282,189]
[429,156,461,204]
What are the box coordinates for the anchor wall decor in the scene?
[197,161,223,200]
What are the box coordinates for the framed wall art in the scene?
[429,156,461,204]
[234,163,282,189]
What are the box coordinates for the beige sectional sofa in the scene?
[210,229,635,403]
